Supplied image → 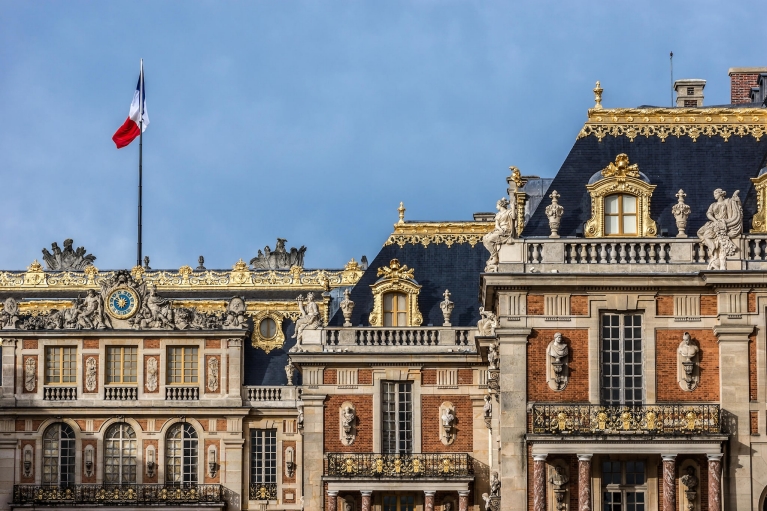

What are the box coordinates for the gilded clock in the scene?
[106,287,140,319]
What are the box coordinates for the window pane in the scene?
[384,312,393,327]
[384,294,393,311]
[168,348,181,384]
[623,214,637,234]
[397,312,407,326]
[605,195,619,214]
[251,429,277,484]
[123,347,137,383]
[605,215,619,235]
[397,295,406,310]
[623,195,637,213]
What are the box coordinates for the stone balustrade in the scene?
[243,385,300,408]
[165,386,200,401]
[43,386,77,401]
[322,327,473,349]
[104,386,138,401]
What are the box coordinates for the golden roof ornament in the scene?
[593,81,604,110]
[398,202,406,225]
[376,259,415,281]
[509,166,523,189]
[601,153,639,180]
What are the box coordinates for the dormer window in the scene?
[383,292,408,326]
[604,194,637,235]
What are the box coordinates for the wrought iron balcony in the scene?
[326,453,474,478]
[249,482,278,501]
[531,403,722,435]
[12,484,224,506]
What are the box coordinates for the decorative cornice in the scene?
[384,222,494,248]
[0,259,363,292]
[577,108,767,142]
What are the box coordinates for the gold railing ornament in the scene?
[326,453,473,478]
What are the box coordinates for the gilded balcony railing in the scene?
[249,482,278,501]
[531,404,722,435]
[12,484,224,505]
[326,453,474,478]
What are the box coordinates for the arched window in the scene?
[42,423,75,486]
[604,194,637,236]
[104,423,137,484]
[383,292,407,327]
[166,423,198,485]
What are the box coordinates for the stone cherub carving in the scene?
[678,331,700,391]
[546,332,569,391]
[672,189,692,238]
[545,191,564,238]
[250,238,306,270]
[482,493,492,511]
[440,289,454,326]
[478,307,497,337]
[697,188,742,270]
[223,297,248,329]
[340,288,355,327]
[482,198,516,272]
[292,292,321,343]
[41,239,96,271]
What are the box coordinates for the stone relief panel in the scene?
[23,356,37,392]
[206,356,220,393]
[677,332,700,391]
[339,402,357,446]
[84,356,97,393]
[546,332,569,391]
[145,356,159,392]
[439,401,456,446]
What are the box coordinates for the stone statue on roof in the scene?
[250,238,306,270]
[42,239,96,271]
[482,198,516,272]
[697,188,742,270]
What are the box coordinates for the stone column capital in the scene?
[661,454,677,462]
[361,491,373,496]
[327,490,339,497]
[707,453,724,461]
[458,490,471,497]
[423,491,436,497]
[577,454,593,461]
[533,454,548,462]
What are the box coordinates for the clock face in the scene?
[106,287,140,319]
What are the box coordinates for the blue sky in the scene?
[1,1,764,271]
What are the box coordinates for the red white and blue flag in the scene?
[112,61,149,149]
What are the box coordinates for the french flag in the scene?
[112,61,149,149]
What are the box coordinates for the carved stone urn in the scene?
[545,190,564,238]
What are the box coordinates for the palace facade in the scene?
[1,67,767,511]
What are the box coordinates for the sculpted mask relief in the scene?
[697,188,742,270]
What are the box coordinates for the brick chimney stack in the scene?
[673,79,705,107]
[729,67,767,104]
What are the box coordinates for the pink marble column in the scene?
[424,491,435,511]
[661,455,676,511]
[361,491,372,511]
[458,490,470,511]
[327,490,338,511]
[533,454,548,511]
[707,454,723,511]
[577,454,592,511]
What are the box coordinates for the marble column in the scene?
[327,490,338,511]
[361,491,372,511]
[424,491,435,511]
[458,490,470,511]
[707,454,723,511]
[577,454,592,511]
[661,455,676,511]
[533,454,548,511]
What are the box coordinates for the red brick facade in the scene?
[700,295,717,316]
[421,395,473,452]
[527,329,589,402]
[528,295,544,315]
[324,394,373,452]
[729,69,766,104]
[655,329,719,402]
[570,295,588,315]
[656,296,674,316]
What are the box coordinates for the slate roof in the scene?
[328,238,487,328]
[523,132,767,237]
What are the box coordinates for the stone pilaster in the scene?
[1,339,16,405]
[226,337,243,403]
[533,454,547,511]
[222,435,244,511]
[714,323,753,511]
[707,454,723,511]
[458,490,470,511]
[361,491,372,511]
[498,326,532,511]
[577,454,592,511]
[424,491,435,511]
[661,455,676,511]
[327,490,338,511]
[301,394,327,510]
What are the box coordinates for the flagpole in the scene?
[137,59,144,268]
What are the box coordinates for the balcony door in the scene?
[382,381,413,454]
[383,494,415,511]
[601,313,643,405]
[602,460,646,511]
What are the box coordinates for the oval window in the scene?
[259,317,277,339]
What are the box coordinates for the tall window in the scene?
[604,194,637,236]
[383,292,407,326]
[382,382,413,453]
[383,495,415,511]
[106,347,138,384]
[602,460,646,511]
[45,347,77,385]
[166,423,198,485]
[104,423,137,484]
[167,347,198,384]
[250,429,277,487]
[601,314,643,405]
[42,423,75,486]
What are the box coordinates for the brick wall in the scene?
[748,292,757,313]
[700,295,717,315]
[282,440,296,483]
[527,329,589,402]
[730,69,766,104]
[421,395,473,452]
[82,439,97,483]
[205,339,221,349]
[143,339,160,349]
[750,332,758,401]
[324,369,337,385]
[359,369,372,384]
[83,339,99,349]
[528,295,544,315]
[23,339,37,350]
[656,296,674,316]
[751,412,759,435]
[203,439,220,483]
[458,369,472,384]
[570,296,589,315]
[422,370,436,385]
[324,394,373,452]
[656,330,719,401]
[143,439,158,483]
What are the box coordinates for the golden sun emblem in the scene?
[117,297,127,308]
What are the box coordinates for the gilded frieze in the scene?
[384,222,494,248]
[577,107,767,142]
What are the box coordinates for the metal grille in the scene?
[104,423,137,484]
[250,429,277,485]
[42,423,75,486]
[382,382,412,454]
[165,423,198,485]
[601,314,643,405]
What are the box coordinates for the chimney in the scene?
[728,67,767,104]
[749,73,767,106]
[673,79,705,107]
